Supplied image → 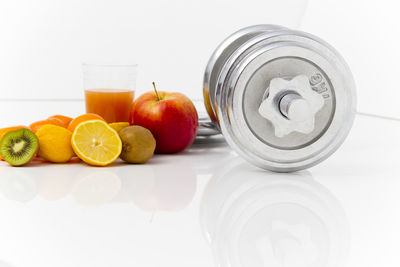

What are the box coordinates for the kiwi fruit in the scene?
[119,126,156,164]
[0,128,39,166]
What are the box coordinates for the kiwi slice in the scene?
[0,129,39,166]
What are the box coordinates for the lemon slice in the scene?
[71,120,122,166]
[109,122,129,133]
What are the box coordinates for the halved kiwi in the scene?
[0,128,39,166]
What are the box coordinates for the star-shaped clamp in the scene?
[258,75,325,138]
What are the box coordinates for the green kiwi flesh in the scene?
[0,129,39,166]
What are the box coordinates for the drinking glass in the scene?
[83,64,138,123]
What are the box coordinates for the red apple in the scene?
[130,83,198,153]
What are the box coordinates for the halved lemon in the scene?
[71,120,122,166]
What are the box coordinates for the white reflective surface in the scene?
[0,113,399,267]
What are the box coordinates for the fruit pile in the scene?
[0,89,198,167]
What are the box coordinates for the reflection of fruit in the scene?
[0,168,38,202]
[109,122,129,133]
[29,118,65,133]
[0,260,15,267]
[48,115,73,128]
[0,129,39,166]
[119,126,156,164]
[36,125,74,163]
[71,120,122,166]
[0,125,28,160]
[72,169,122,206]
[203,87,217,122]
[67,113,105,132]
[130,83,198,153]
[35,166,78,201]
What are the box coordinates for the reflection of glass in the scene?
[0,166,81,202]
[83,64,137,123]
[35,165,79,201]
[200,157,350,267]
[71,169,122,206]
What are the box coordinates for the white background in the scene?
[1,2,400,266]
[0,0,399,117]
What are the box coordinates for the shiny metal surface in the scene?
[241,56,335,149]
[197,117,220,137]
[203,24,287,125]
[203,25,356,172]
[193,98,221,137]
[258,75,325,138]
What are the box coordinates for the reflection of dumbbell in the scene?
[202,25,356,172]
[200,158,350,267]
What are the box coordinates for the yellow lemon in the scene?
[36,125,74,163]
[109,122,130,133]
[71,120,122,166]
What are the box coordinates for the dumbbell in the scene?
[201,24,356,172]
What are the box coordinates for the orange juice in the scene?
[85,89,134,123]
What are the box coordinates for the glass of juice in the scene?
[83,64,138,123]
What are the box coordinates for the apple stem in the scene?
[152,82,161,101]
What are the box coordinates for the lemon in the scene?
[71,120,122,166]
[36,125,74,163]
[109,122,129,133]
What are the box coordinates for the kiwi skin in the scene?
[0,129,39,166]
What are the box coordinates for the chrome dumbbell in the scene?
[201,24,356,172]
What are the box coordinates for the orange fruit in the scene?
[0,126,28,160]
[71,120,122,166]
[30,118,65,133]
[67,113,105,132]
[0,126,28,140]
[48,115,73,128]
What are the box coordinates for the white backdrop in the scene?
[301,0,400,118]
[0,0,399,117]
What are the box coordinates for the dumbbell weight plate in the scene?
[202,25,356,172]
